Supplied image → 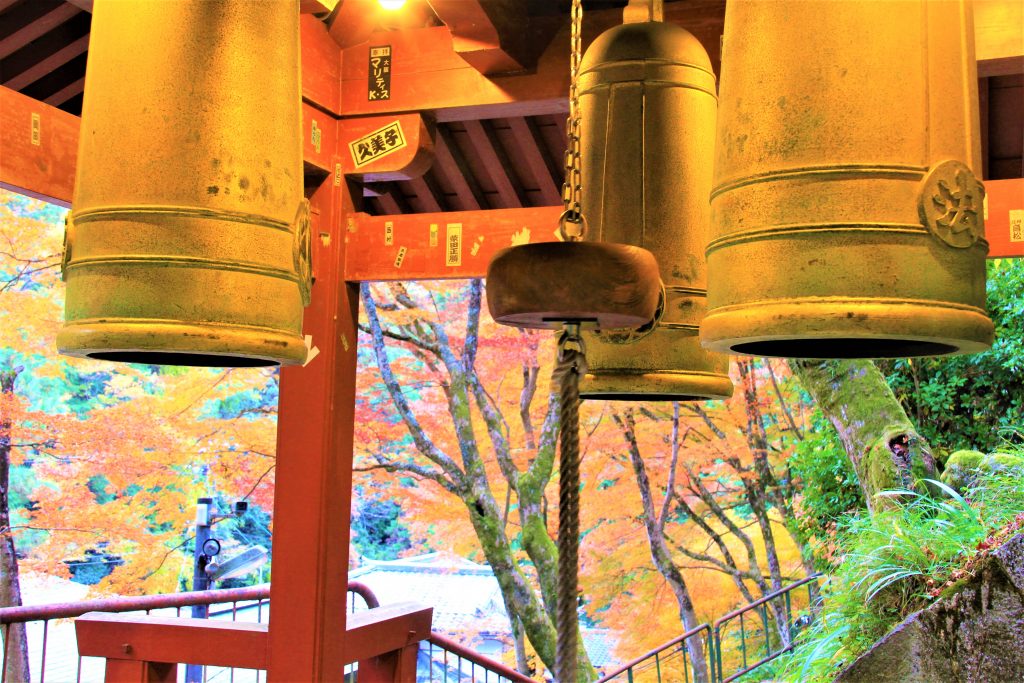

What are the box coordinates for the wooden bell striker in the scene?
[701,0,994,359]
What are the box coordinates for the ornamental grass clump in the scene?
[773,471,1024,683]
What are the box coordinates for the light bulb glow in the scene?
[378,0,406,10]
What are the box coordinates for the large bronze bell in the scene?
[576,20,732,401]
[702,0,993,359]
[58,0,309,367]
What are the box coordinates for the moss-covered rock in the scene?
[835,532,1024,682]
[939,450,1024,492]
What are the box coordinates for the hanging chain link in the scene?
[559,0,585,242]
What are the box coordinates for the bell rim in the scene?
[699,300,994,359]
[57,320,308,367]
[580,370,734,402]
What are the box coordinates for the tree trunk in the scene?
[1,367,30,683]
[618,410,711,683]
[789,359,936,512]
[360,283,596,680]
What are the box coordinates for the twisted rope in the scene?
[553,330,586,683]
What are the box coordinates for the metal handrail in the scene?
[426,632,534,682]
[596,624,710,682]
[711,575,821,683]
[0,581,380,624]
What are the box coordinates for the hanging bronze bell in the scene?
[576,20,732,401]
[702,0,993,359]
[58,0,309,367]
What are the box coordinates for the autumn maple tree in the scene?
[0,190,279,683]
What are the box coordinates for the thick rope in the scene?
[553,330,586,683]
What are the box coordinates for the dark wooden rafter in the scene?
[433,125,484,211]
[406,174,443,213]
[502,116,563,206]
[2,32,88,90]
[462,119,526,209]
[0,1,80,60]
[43,74,83,106]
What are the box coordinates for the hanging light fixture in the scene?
[701,0,993,359]
[576,10,732,401]
[58,0,309,367]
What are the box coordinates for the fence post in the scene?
[104,659,176,682]
[357,642,419,682]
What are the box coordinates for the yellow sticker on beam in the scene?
[446,224,462,266]
[1011,210,1023,243]
[384,221,394,246]
[349,121,406,168]
[394,246,407,268]
[429,223,438,247]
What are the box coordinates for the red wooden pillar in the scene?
[266,163,360,679]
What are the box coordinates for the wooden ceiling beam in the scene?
[433,126,483,211]
[427,0,549,75]
[3,33,89,90]
[407,174,442,213]
[0,3,80,60]
[462,119,524,209]
[43,74,83,107]
[505,116,562,206]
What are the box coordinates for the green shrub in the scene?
[773,475,1024,682]
[878,259,1024,454]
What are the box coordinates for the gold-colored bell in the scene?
[576,19,732,401]
[58,0,309,367]
[702,0,994,359]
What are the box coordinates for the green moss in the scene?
[941,451,1024,492]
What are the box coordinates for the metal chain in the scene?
[553,325,586,683]
[560,0,585,242]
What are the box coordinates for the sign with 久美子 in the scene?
[348,121,407,168]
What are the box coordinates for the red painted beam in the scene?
[986,178,1024,258]
[76,613,269,669]
[343,206,564,282]
[0,85,78,206]
[301,14,341,114]
[344,180,1023,283]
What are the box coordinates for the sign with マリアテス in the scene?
[368,45,392,101]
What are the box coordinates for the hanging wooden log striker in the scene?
[58,0,309,367]
[577,19,733,401]
[701,0,994,359]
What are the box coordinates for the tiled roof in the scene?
[350,552,618,667]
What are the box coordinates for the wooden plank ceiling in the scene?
[1,0,1020,218]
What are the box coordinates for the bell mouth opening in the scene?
[582,393,709,402]
[729,338,959,359]
[87,351,279,368]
